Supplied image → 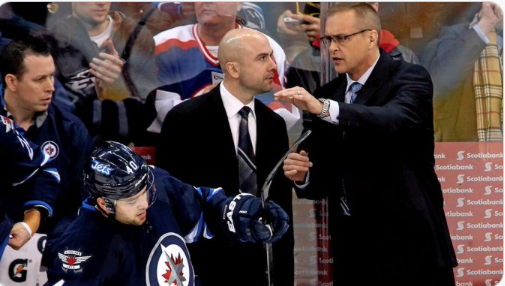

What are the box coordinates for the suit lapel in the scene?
[354,51,393,105]
[254,100,268,187]
[208,88,239,185]
[330,77,348,102]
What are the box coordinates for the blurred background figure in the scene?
[421,2,503,142]
[48,2,156,144]
[114,2,266,36]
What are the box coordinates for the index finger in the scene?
[287,152,310,161]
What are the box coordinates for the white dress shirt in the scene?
[220,83,257,155]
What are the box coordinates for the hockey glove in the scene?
[222,193,289,244]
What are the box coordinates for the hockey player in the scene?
[0,115,59,259]
[46,141,289,286]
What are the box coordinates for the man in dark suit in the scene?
[156,29,294,286]
[275,3,456,286]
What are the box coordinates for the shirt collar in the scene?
[220,83,256,120]
[345,54,380,93]
[1,96,48,129]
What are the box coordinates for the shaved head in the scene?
[218,28,277,103]
[218,29,268,70]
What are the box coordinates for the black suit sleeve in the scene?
[338,64,434,133]
[156,108,188,180]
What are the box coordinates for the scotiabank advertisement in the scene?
[293,142,504,286]
[438,142,503,285]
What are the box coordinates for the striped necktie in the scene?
[237,106,257,195]
[341,82,362,216]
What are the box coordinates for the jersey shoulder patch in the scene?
[58,250,92,271]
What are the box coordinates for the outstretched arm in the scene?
[161,172,289,244]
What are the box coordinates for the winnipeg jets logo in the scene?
[91,160,114,176]
[58,250,92,271]
[42,141,59,159]
[146,233,193,286]
[161,247,186,285]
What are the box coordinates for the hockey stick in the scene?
[260,129,312,286]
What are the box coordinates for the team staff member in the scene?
[0,37,94,265]
[275,3,457,286]
[147,2,298,146]
[46,141,289,286]
[0,115,59,259]
[157,29,294,286]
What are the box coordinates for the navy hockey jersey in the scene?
[46,168,229,286]
[0,115,59,257]
[0,103,94,259]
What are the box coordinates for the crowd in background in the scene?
[1,2,499,145]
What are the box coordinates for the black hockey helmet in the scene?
[84,141,156,207]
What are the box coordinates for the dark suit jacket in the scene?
[156,85,294,286]
[420,23,488,142]
[298,51,457,283]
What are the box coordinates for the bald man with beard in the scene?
[156,29,295,286]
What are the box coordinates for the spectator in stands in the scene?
[111,2,196,36]
[0,37,94,266]
[421,2,503,141]
[114,2,266,36]
[49,2,156,144]
[282,2,322,95]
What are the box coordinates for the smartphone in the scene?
[284,17,301,29]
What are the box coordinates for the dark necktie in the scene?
[349,82,363,104]
[237,106,257,195]
[340,82,363,217]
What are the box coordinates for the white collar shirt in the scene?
[220,83,257,154]
[326,54,380,124]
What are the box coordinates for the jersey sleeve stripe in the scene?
[24,200,54,217]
